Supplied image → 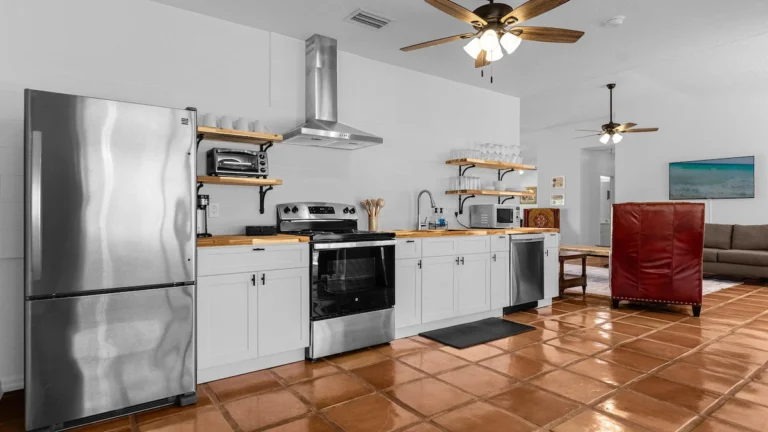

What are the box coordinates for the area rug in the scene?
[563,264,743,298]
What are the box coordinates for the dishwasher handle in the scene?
[510,238,544,243]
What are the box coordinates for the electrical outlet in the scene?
[209,203,220,218]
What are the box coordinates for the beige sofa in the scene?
[704,224,768,278]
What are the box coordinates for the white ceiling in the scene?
[153,0,768,99]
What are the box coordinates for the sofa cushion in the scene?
[704,224,733,250]
[732,225,768,251]
[703,248,720,263]
[718,249,768,267]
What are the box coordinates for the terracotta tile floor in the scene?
[3,283,768,431]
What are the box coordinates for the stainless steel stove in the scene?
[277,202,396,359]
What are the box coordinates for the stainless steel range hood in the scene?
[282,34,383,150]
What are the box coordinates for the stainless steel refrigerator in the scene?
[24,90,197,431]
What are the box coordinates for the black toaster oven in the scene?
[206,148,268,177]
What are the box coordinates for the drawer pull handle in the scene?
[499,236,506,239]
[406,240,415,243]
[253,248,265,251]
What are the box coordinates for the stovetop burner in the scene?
[287,229,395,243]
[276,202,395,243]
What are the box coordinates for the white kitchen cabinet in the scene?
[422,237,459,257]
[396,239,422,260]
[456,236,491,255]
[395,258,422,328]
[197,273,258,370]
[421,256,458,323]
[490,251,510,309]
[198,244,309,277]
[544,247,559,300]
[457,253,491,315]
[257,267,309,357]
[491,235,510,252]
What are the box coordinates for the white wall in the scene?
[523,31,768,244]
[580,149,614,247]
[0,0,520,389]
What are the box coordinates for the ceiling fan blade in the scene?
[501,0,570,25]
[624,128,659,133]
[614,122,637,132]
[510,27,584,43]
[400,33,475,52]
[475,50,490,68]
[573,134,602,139]
[426,0,487,27]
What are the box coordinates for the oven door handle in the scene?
[313,240,397,250]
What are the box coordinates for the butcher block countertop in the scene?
[197,234,310,247]
[389,228,559,238]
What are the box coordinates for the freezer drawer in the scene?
[25,285,195,430]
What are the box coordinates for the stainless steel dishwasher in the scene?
[509,234,545,306]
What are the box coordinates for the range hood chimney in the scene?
[282,34,383,150]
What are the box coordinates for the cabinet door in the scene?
[421,256,458,323]
[198,273,258,369]
[395,258,422,329]
[257,267,309,357]
[490,252,510,309]
[544,247,560,300]
[457,254,491,315]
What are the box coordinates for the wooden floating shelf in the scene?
[197,176,283,187]
[446,189,534,197]
[445,158,537,171]
[445,189,533,196]
[197,126,283,145]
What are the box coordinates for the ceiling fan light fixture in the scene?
[599,133,611,144]
[480,29,501,53]
[500,32,522,54]
[612,132,623,144]
[463,37,482,59]
[486,48,504,62]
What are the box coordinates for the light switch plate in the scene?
[209,203,220,218]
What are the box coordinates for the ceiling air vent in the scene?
[344,9,392,31]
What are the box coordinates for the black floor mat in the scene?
[418,318,536,349]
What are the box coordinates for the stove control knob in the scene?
[349,207,356,214]
[283,207,291,214]
[291,206,299,214]
[343,207,349,214]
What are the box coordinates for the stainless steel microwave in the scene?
[469,204,519,228]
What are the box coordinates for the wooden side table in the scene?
[559,250,589,296]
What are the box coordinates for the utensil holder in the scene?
[368,215,379,232]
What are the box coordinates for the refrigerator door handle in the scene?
[31,130,43,281]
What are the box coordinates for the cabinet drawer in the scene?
[544,233,559,248]
[396,239,422,260]
[422,237,458,257]
[491,235,510,252]
[198,244,309,277]
[457,236,491,255]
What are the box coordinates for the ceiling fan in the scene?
[575,84,659,144]
[400,0,584,68]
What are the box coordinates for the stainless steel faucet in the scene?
[416,190,436,230]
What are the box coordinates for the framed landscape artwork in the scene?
[552,176,566,188]
[551,193,565,206]
[520,187,537,204]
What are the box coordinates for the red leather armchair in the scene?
[611,202,705,317]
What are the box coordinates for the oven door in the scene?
[311,240,396,320]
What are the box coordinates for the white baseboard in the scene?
[197,349,305,384]
[395,308,504,339]
[1,375,24,392]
